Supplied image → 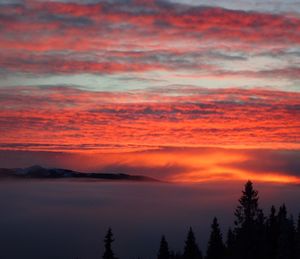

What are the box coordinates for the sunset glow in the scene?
[0,0,299,183]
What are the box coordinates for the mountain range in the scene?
[0,165,159,182]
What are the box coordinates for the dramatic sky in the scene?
[0,0,300,183]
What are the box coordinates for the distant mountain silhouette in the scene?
[0,165,160,182]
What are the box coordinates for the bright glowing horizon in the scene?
[0,0,299,183]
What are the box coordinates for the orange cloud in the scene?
[0,87,299,153]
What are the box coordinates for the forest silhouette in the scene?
[101,181,300,259]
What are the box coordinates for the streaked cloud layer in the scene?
[0,86,299,151]
[0,0,299,183]
[1,0,300,90]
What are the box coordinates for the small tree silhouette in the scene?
[183,227,202,259]
[158,235,170,259]
[103,228,117,259]
[95,181,300,259]
[206,217,225,259]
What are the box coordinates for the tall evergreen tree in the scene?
[233,181,263,259]
[266,205,279,259]
[183,227,202,259]
[158,235,170,259]
[206,217,225,259]
[277,205,295,259]
[256,208,267,259]
[102,228,117,259]
[234,181,260,227]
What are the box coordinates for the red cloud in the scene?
[1,2,299,53]
[0,1,299,79]
[0,87,299,153]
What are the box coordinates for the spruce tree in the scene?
[277,205,295,259]
[102,228,117,259]
[158,235,170,259]
[233,181,263,259]
[183,227,202,259]
[266,205,279,259]
[234,181,260,227]
[256,208,267,259]
[206,217,225,259]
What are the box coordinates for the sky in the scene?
[0,0,300,183]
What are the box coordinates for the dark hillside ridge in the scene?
[0,165,160,182]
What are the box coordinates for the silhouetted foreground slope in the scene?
[102,181,300,259]
[0,165,159,182]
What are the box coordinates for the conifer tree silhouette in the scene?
[234,181,260,227]
[266,205,279,259]
[277,205,295,259]
[233,181,263,259]
[158,235,170,259]
[206,217,225,259]
[183,227,202,259]
[256,208,267,259]
[103,228,117,259]
[98,182,300,259]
